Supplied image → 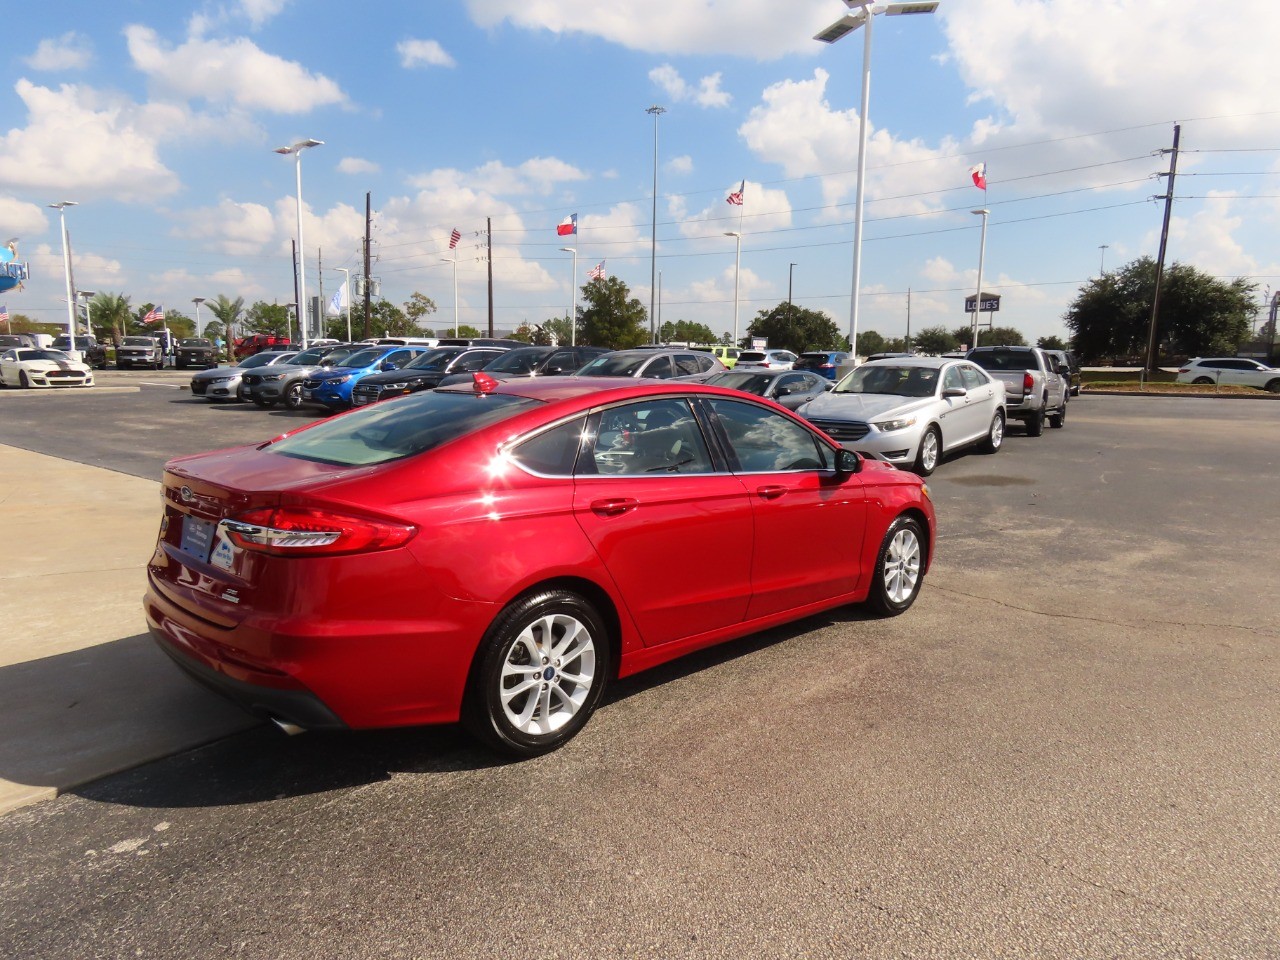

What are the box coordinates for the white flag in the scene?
[327,281,349,317]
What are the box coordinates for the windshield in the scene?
[17,349,72,362]
[405,348,465,371]
[835,365,939,398]
[290,347,328,365]
[239,351,286,369]
[577,353,647,376]
[340,348,390,369]
[483,350,543,374]
[706,372,771,396]
[122,337,154,346]
[180,339,210,347]
[53,336,95,348]
[270,391,538,466]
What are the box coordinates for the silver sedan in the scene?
[704,369,831,410]
[797,356,1006,476]
[188,350,298,401]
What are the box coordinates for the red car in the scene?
[232,333,291,360]
[146,377,936,757]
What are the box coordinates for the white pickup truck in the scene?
[965,345,1069,436]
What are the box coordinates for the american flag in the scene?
[587,261,606,281]
[726,180,745,206]
[0,304,8,324]
[449,227,461,249]
[142,305,165,324]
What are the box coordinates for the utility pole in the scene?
[906,288,912,354]
[1144,123,1180,374]
[486,217,494,337]
[363,191,372,339]
[317,246,323,341]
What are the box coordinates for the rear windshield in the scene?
[707,372,771,396]
[969,349,1035,372]
[269,391,538,466]
[738,352,767,362]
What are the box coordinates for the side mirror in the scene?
[942,386,967,398]
[544,365,565,375]
[380,360,397,371]
[1058,364,1070,375]
[835,448,861,477]
[319,358,335,367]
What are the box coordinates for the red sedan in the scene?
[146,376,936,757]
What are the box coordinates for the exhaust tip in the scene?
[271,718,306,736]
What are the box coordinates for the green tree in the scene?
[658,319,718,344]
[343,300,418,339]
[207,295,245,349]
[579,277,648,348]
[403,291,438,328]
[856,329,888,355]
[914,325,959,355]
[1037,335,1067,351]
[745,302,842,354]
[201,320,225,343]
[88,292,132,344]
[244,301,291,337]
[952,324,1026,348]
[1064,256,1255,364]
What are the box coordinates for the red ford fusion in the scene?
[146,376,936,757]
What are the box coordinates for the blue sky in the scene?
[4,0,1278,348]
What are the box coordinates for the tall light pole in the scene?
[333,266,353,342]
[438,259,458,337]
[48,201,79,361]
[788,262,797,342]
[191,296,206,338]
[724,231,742,347]
[816,1,939,360]
[274,138,323,349]
[970,208,989,349]
[560,246,578,346]
[1098,244,1109,276]
[78,290,95,342]
[646,105,666,344]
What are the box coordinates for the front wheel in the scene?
[1265,379,1280,394]
[463,589,610,758]
[283,382,304,410]
[979,411,1004,454]
[866,516,926,617]
[19,370,30,389]
[1193,377,1214,385]
[912,425,941,477]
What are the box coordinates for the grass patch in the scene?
[1083,380,1264,395]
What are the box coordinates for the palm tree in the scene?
[207,295,245,355]
[90,292,132,345]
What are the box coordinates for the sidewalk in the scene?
[0,445,255,815]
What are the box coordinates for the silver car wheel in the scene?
[919,429,939,472]
[990,414,1004,450]
[499,613,597,736]
[882,527,922,605]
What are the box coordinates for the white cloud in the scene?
[667,155,693,175]
[673,180,793,240]
[338,157,381,175]
[125,25,347,114]
[397,38,456,69]
[25,32,93,71]
[176,199,276,257]
[649,65,731,108]
[408,157,587,196]
[0,197,50,238]
[239,0,291,29]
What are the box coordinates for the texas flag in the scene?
[969,162,988,191]
[556,213,577,237]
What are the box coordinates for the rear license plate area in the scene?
[180,515,216,563]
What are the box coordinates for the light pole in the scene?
[646,105,666,344]
[191,296,206,339]
[48,201,79,361]
[78,290,95,345]
[970,208,989,349]
[1099,244,1109,276]
[274,138,323,349]
[816,1,939,360]
[724,231,742,347]
[438,259,458,337]
[560,246,578,346]
[333,266,353,342]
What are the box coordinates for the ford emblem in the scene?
[180,486,194,503]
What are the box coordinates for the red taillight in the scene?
[1177,368,1190,374]
[222,507,415,556]
[1022,372,1034,393]
[819,363,834,369]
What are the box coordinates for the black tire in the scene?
[1265,379,1280,394]
[865,515,927,617]
[912,425,941,477]
[979,411,1004,454]
[462,589,611,758]
[1048,399,1066,429]
[1193,377,1214,385]
[1026,410,1045,437]
[19,370,30,389]
[283,382,304,410]
[252,396,272,408]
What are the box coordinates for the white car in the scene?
[0,348,95,389]
[1175,357,1280,393]
[797,356,1005,476]
[734,349,798,371]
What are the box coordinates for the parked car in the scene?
[965,345,1068,436]
[1051,349,1082,396]
[189,350,297,401]
[692,344,742,369]
[573,348,724,381]
[146,377,935,757]
[232,333,292,361]
[175,338,218,369]
[0,333,36,349]
[435,345,611,389]
[52,335,108,369]
[241,344,364,409]
[0,347,95,389]
[798,356,1005,476]
[434,337,526,348]
[794,351,851,380]
[735,349,799,371]
[117,336,164,370]
[704,369,831,411]
[351,347,510,406]
[302,345,431,412]
[1175,357,1280,392]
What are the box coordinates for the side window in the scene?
[959,365,985,390]
[944,366,965,391]
[509,416,588,476]
[727,349,740,360]
[457,352,493,372]
[388,350,414,369]
[775,374,804,395]
[708,398,831,473]
[674,354,702,376]
[642,355,674,379]
[584,399,714,476]
[545,350,576,373]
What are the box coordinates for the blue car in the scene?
[794,350,852,380]
[300,345,429,411]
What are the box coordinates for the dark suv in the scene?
[176,338,218,369]
[52,335,109,369]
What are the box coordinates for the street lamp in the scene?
[970,208,989,349]
[1099,244,1109,276]
[816,0,939,360]
[438,259,458,337]
[560,246,578,346]
[788,262,797,338]
[191,296,206,339]
[48,201,79,360]
[274,138,324,349]
[332,266,353,342]
[79,290,95,340]
[646,105,666,344]
[724,231,742,347]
